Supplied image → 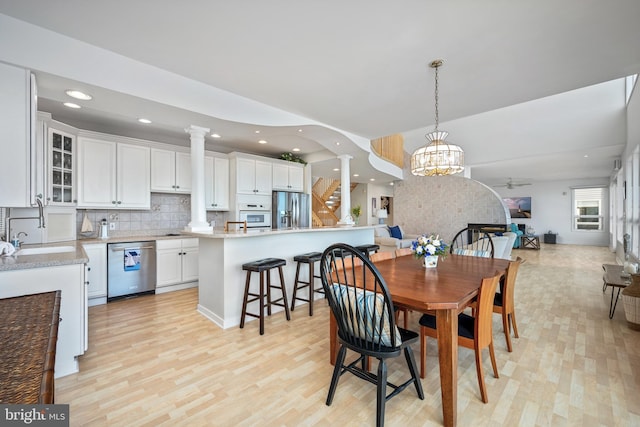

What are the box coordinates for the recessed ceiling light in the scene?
[336,142,340,146]
[138,118,152,124]
[584,154,589,158]
[211,133,221,138]
[370,178,375,181]
[258,139,267,144]
[63,102,81,109]
[298,129,303,132]
[65,90,92,100]
[390,182,394,186]
[292,148,300,152]
[353,174,359,177]
[333,168,339,172]
[255,130,261,134]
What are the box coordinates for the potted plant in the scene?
[351,205,361,225]
[411,234,448,268]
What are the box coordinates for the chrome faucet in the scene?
[35,197,45,228]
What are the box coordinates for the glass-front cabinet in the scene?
[48,128,75,204]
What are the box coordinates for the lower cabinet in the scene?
[0,263,85,378]
[156,238,199,292]
[83,243,107,306]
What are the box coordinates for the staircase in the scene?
[312,178,357,227]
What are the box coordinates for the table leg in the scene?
[436,309,458,427]
[609,287,622,319]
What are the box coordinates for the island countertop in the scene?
[193,225,375,329]
[183,225,376,239]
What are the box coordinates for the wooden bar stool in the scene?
[290,251,323,316]
[355,244,380,259]
[240,258,290,335]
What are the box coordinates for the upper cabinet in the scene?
[235,156,272,195]
[77,137,150,209]
[205,156,230,210]
[48,127,76,205]
[150,148,191,193]
[0,63,36,207]
[272,162,304,192]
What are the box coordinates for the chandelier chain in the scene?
[434,62,439,131]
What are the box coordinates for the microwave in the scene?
[239,210,271,228]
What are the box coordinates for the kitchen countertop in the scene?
[0,241,88,272]
[0,233,192,272]
[0,228,374,271]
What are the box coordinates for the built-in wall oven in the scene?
[238,202,271,228]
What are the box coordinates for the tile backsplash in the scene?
[76,193,229,237]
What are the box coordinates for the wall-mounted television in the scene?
[503,197,531,218]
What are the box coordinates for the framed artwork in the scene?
[503,196,532,218]
[371,197,376,216]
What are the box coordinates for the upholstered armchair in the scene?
[510,223,524,248]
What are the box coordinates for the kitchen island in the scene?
[185,226,374,329]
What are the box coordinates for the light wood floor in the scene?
[56,244,640,426]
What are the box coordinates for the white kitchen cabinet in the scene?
[0,263,86,378]
[151,148,191,193]
[48,127,76,205]
[0,63,36,207]
[77,137,150,209]
[156,238,199,291]
[205,156,230,210]
[83,243,107,305]
[236,157,272,195]
[272,162,304,192]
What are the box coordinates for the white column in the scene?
[184,125,212,232]
[338,154,353,223]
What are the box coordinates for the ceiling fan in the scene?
[493,178,532,189]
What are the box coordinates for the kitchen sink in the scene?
[15,245,76,256]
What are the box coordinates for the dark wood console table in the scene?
[0,291,61,404]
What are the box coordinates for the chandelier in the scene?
[410,59,464,176]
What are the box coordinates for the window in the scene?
[572,187,607,231]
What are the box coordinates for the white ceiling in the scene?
[1,1,639,186]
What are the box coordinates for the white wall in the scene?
[366,183,394,226]
[493,179,610,246]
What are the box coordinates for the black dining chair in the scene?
[319,243,424,427]
[450,227,495,258]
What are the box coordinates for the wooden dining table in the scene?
[328,254,510,427]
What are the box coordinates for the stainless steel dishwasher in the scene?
[107,241,156,301]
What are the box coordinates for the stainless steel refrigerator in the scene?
[272,191,310,229]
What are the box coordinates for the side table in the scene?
[602,264,628,319]
[520,235,540,250]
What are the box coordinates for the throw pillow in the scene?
[388,225,403,239]
[331,283,401,347]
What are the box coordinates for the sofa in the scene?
[374,225,420,253]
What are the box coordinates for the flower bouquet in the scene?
[411,234,448,268]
